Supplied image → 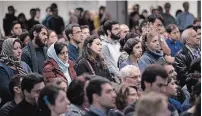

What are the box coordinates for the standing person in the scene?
[27,9,40,31]
[10,73,45,116]
[35,8,41,22]
[47,5,64,35]
[65,24,83,63]
[83,77,117,116]
[3,6,17,36]
[0,74,24,116]
[17,13,28,30]
[119,38,142,69]
[166,24,183,57]
[102,20,121,77]
[43,42,76,85]
[42,7,52,27]
[175,28,201,86]
[75,35,112,81]
[38,85,70,116]
[0,38,31,107]
[176,2,195,31]
[162,3,176,28]
[21,24,48,74]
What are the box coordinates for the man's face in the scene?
[196,29,201,44]
[188,29,200,47]
[35,28,48,47]
[110,24,120,40]
[170,28,180,41]
[81,28,90,40]
[25,82,45,105]
[98,83,116,109]
[153,19,163,31]
[124,69,141,88]
[71,27,83,44]
[120,25,129,39]
[183,3,189,11]
[11,24,22,36]
[164,65,177,80]
[145,76,168,94]
[147,35,161,52]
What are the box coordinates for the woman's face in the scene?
[57,46,68,63]
[90,38,102,55]
[52,90,70,115]
[48,32,58,47]
[23,36,31,46]
[132,42,142,58]
[13,41,22,60]
[166,78,178,96]
[59,82,67,92]
[127,87,139,105]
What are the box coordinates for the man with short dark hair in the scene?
[27,8,40,31]
[21,24,48,74]
[84,77,116,116]
[166,24,183,57]
[162,2,176,28]
[176,2,195,31]
[10,21,22,37]
[0,74,24,116]
[81,25,90,40]
[102,20,121,77]
[10,73,45,116]
[65,23,82,62]
[3,6,17,36]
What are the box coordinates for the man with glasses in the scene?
[65,23,83,62]
[175,28,201,86]
[166,24,183,57]
[0,75,24,116]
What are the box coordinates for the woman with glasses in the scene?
[43,42,76,85]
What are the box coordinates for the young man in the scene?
[102,20,121,77]
[166,24,183,57]
[175,28,201,86]
[84,77,116,116]
[65,23,83,62]
[10,73,45,116]
[10,21,22,37]
[79,25,90,53]
[21,24,48,74]
[27,8,40,31]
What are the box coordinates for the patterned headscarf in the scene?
[0,38,27,75]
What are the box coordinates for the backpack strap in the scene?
[85,59,95,75]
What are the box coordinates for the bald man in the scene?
[120,24,130,39]
[120,65,141,88]
[175,28,201,86]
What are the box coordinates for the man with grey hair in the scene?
[120,65,141,88]
[175,28,200,86]
[120,24,130,39]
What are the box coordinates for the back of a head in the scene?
[21,73,44,93]
[147,14,164,24]
[141,64,168,90]
[86,76,110,104]
[9,74,25,97]
[120,65,139,78]
[135,92,168,116]
[67,80,85,106]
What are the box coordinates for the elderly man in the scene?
[120,24,130,39]
[175,28,201,86]
[120,65,141,88]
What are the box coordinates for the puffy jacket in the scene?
[43,58,76,83]
[175,45,200,86]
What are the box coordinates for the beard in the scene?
[111,33,120,40]
[35,35,45,47]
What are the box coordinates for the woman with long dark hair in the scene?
[75,35,112,81]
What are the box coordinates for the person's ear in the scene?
[33,31,37,37]
[144,81,151,90]
[11,30,14,35]
[107,30,111,36]
[93,93,100,103]
[13,86,21,94]
[68,34,72,39]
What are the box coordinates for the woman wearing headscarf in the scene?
[43,42,76,85]
[0,38,31,107]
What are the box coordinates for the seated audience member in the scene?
[113,84,139,115]
[66,80,86,116]
[47,78,68,92]
[135,92,171,116]
[0,38,31,107]
[38,85,70,116]
[75,35,113,82]
[0,74,24,116]
[119,38,142,69]
[10,21,22,38]
[43,42,76,85]
[18,31,31,47]
[10,73,45,116]
[47,30,58,48]
[193,25,201,47]
[119,24,130,40]
[83,77,116,116]
[166,24,183,57]
[79,25,90,54]
[175,28,201,86]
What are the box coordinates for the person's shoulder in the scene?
[83,111,99,116]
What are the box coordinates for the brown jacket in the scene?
[43,58,76,83]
